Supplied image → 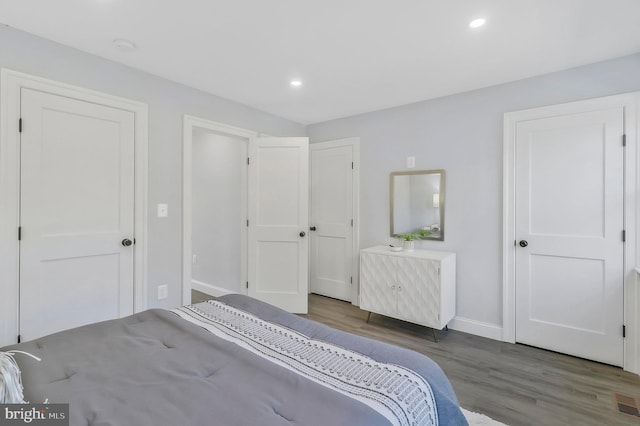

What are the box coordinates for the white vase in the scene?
[403,240,415,251]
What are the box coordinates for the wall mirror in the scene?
[390,170,445,241]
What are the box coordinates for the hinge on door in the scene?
[19,118,22,133]
[350,276,353,284]
[623,134,626,147]
[18,226,21,241]
[247,157,250,165]
[246,219,249,227]
[623,230,626,242]
[351,219,353,227]
[351,162,354,170]
[246,281,249,289]
[17,335,21,344]
[623,325,626,338]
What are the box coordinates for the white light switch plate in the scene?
[407,156,416,168]
[157,285,168,300]
[157,203,168,218]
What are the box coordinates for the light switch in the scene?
[407,156,416,169]
[157,203,168,218]
[157,285,168,300]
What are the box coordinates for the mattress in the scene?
[1,294,467,425]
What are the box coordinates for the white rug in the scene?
[462,408,509,426]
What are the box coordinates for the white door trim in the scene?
[309,137,360,305]
[0,68,149,347]
[503,92,640,373]
[181,115,255,304]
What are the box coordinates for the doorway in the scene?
[503,92,639,372]
[182,116,252,304]
[191,128,248,297]
[182,117,310,313]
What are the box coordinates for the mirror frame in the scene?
[390,169,445,241]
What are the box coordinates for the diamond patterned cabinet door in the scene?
[396,257,440,326]
[360,251,397,315]
[359,246,456,330]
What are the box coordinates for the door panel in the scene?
[248,137,309,313]
[316,237,346,286]
[20,88,135,341]
[515,108,624,366]
[529,255,605,332]
[528,122,607,237]
[255,147,301,226]
[310,145,353,301]
[255,241,300,293]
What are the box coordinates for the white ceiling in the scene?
[1,0,640,125]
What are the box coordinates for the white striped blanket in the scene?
[172,300,438,426]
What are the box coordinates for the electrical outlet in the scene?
[192,254,197,264]
[157,285,168,300]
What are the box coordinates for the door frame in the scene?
[502,92,640,373]
[181,115,255,304]
[309,138,360,305]
[0,69,149,347]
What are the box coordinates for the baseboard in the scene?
[191,280,237,298]
[449,316,503,341]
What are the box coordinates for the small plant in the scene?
[395,232,420,241]
[416,229,432,238]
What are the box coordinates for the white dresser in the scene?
[359,245,456,340]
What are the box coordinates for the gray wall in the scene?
[3,23,640,331]
[0,25,305,309]
[192,129,245,293]
[307,53,640,328]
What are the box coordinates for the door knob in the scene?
[299,231,306,237]
[122,238,133,247]
[310,226,317,231]
[519,240,528,248]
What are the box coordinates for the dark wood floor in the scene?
[192,291,640,425]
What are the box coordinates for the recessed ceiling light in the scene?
[290,80,302,87]
[469,18,486,29]
[113,38,137,51]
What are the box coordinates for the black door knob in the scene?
[310,226,317,231]
[519,240,528,248]
[122,238,133,247]
[299,231,306,237]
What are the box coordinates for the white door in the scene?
[310,144,354,302]
[248,137,309,313]
[515,107,624,366]
[19,88,135,341]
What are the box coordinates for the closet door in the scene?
[19,88,135,341]
[514,107,624,366]
[309,143,354,302]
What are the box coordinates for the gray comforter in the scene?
[2,294,467,425]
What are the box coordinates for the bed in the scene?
[1,294,467,425]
